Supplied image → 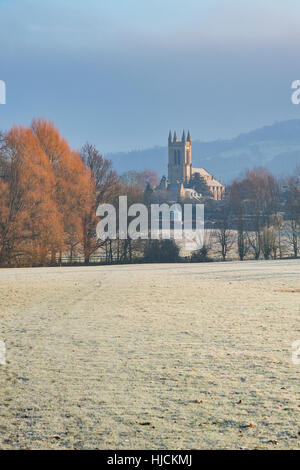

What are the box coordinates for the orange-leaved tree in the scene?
[0,126,63,265]
[32,119,98,264]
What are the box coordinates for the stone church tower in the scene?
[168,130,192,184]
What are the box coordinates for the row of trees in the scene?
[0,119,299,266]
[87,167,300,265]
[205,167,300,261]
[0,120,124,266]
[0,119,163,267]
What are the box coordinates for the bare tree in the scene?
[229,180,249,260]
[271,212,285,259]
[80,143,121,205]
[80,143,121,264]
[284,174,300,258]
[213,201,235,261]
[191,229,214,262]
[261,227,277,260]
[283,220,299,258]
[120,169,158,190]
[243,168,280,259]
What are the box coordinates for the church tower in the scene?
[168,130,192,184]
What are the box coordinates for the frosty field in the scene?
[0,260,299,450]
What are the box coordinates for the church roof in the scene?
[192,167,224,187]
[192,167,211,177]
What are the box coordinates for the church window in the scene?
[174,150,180,165]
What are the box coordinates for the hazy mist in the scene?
[1,0,300,152]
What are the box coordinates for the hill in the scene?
[107,119,300,183]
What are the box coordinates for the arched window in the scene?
[174,150,180,165]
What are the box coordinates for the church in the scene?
[154,130,225,202]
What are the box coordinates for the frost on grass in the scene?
[0,260,299,449]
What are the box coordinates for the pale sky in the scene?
[0,0,300,152]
